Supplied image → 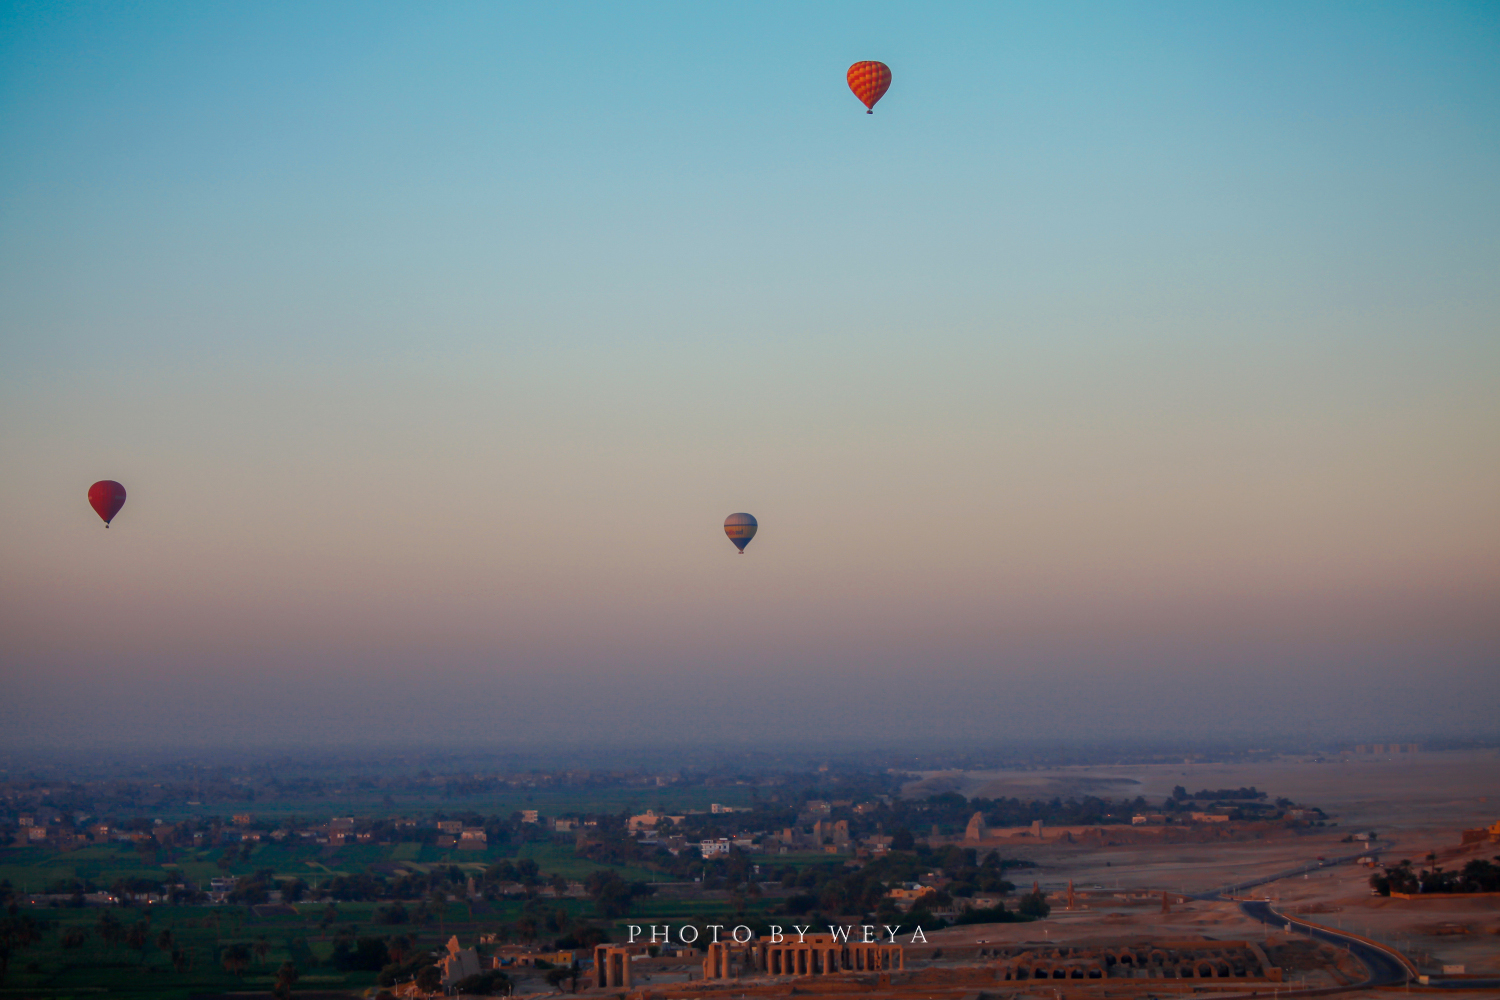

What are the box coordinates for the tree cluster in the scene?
[767,845,1026,927]
[1370,857,1500,895]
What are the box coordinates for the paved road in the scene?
[1239,899,1409,988]
[1157,842,1500,992]
[1207,841,1392,898]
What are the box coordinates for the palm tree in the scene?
[222,943,251,977]
[273,960,299,1000]
[429,888,450,936]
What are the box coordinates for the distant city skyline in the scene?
[1,2,1496,751]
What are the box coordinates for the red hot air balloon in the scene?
[847,61,892,113]
[88,480,127,527]
[724,513,758,553]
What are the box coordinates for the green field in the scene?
[0,896,768,999]
[130,782,769,825]
[1,844,173,896]
[0,838,770,998]
[0,838,666,895]
[513,842,658,883]
[764,851,850,870]
[0,901,379,998]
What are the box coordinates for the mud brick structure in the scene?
[993,939,1280,983]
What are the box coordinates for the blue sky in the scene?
[1,1,1496,749]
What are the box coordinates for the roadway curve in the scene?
[1238,898,1410,989]
[1172,843,1500,992]
[1211,845,1411,989]
[1152,845,1412,990]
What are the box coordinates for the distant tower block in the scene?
[1067,880,1076,911]
[965,811,987,842]
[1161,890,1172,914]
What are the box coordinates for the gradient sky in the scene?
[2,1,1497,751]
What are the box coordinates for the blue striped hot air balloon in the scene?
[724,513,758,553]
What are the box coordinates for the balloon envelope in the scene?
[724,512,758,553]
[88,480,127,526]
[847,61,892,113]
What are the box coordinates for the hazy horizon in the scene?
[2,2,1497,754]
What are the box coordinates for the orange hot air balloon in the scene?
[847,61,892,113]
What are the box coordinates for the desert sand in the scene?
[898,750,1500,981]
